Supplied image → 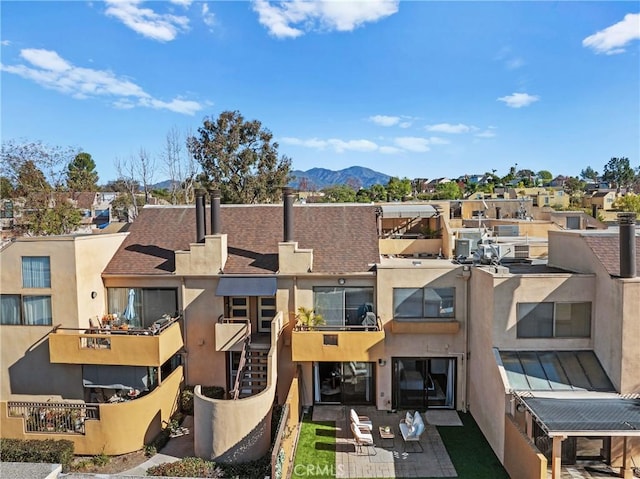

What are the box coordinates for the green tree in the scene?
[580,166,599,183]
[537,170,553,183]
[433,181,462,200]
[602,157,635,191]
[66,152,99,191]
[1,176,14,199]
[322,184,356,203]
[613,193,640,214]
[187,110,292,204]
[386,177,412,201]
[28,198,82,235]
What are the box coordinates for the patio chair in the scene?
[351,421,377,455]
[350,408,373,430]
[399,411,425,452]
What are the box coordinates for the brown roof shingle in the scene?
[583,234,640,277]
[103,204,380,276]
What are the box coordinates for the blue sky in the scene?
[2,1,639,184]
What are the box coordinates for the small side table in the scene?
[378,426,395,449]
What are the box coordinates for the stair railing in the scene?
[230,319,251,400]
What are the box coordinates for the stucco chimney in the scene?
[283,187,294,243]
[195,189,206,243]
[209,189,221,235]
[618,212,637,278]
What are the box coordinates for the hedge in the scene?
[0,438,74,469]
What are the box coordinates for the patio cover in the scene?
[215,276,277,297]
[514,394,640,437]
[378,204,439,218]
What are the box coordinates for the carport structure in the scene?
[514,393,640,479]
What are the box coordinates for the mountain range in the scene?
[152,166,391,191]
[288,166,390,189]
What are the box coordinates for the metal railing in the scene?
[297,316,383,332]
[227,319,252,400]
[8,401,100,435]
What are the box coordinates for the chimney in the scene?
[209,189,221,235]
[618,212,637,278]
[283,187,294,242]
[195,189,206,243]
[592,205,598,219]
[495,206,502,219]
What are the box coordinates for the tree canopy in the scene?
[66,152,99,191]
[602,157,635,190]
[187,110,292,204]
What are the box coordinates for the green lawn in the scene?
[436,412,509,479]
[291,418,336,479]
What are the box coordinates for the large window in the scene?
[313,287,374,327]
[1,294,52,325]
[22,257,51,288]
[107,288,178,329]
[393,287,455,320]
[517,302,591,338]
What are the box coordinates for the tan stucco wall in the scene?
[467,268,508,462]
[1,366,182,455]
[0,234,126,400]
[503,415,547,479]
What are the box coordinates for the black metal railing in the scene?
[8,401,100,435]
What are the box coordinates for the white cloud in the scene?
[583,13,640,55]
[1,48,203,115]
[425,123,471,134]
[1,40,11,46]
[282,136,378,153]
[170,0,192,6]
[202,3,216,28]
[475,129,497,138]
[104,0,190,42]
[506,57,524,70]
[379,146,403,154]
[394,137,430,153]
[427,136,450,145]
[399,121,412,128]
[369,115,400,127]
[497,92,540,108]
[253,0,399,38]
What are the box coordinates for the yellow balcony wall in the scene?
[379,238,443,256]
[1,366,182,456]
[49,322,184,367]
[291,330,385,362]
[391,320,460,334]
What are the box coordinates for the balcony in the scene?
[1,366,183,456]
[48,318,183,367]
[291,322,385,362]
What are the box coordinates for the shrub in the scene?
[218,454,270,479]
[180,386,225,414]
[147,457,224,477]
[0,438,74,469]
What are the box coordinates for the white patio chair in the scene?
[350,408,373,430]
[351,421,377,455]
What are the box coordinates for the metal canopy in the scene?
[378,204,439,218]
[515,395,640,437]
[215,277,277,297]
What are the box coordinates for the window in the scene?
[22,257,51,288]
[1,294,52,326]
[107,288,178,329]
[517,302,591,338]
[313,287,374,327]
[393,287,455,320]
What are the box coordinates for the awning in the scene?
[514,394,640,437]
[378,204,439,218]
[216,277,277,297]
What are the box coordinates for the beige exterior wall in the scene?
[503,415,547,479]
[0,234,126,401]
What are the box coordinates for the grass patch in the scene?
[292,415,336,479]
[436,412,509,479]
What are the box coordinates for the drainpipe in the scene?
[618,212,637,278]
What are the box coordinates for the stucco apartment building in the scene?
[1,190,638,478]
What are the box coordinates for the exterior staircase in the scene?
[237,347,269,399]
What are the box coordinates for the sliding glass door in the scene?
[392,357,456,409]
[313,362,375,405]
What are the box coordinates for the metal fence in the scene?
[8,401,100,435]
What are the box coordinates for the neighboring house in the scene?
[1,190,637,478]
[583,190,618,211]
[508,187,570,209]
[71,192,115,228]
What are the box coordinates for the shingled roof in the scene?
[583,234,640,277]
[103,204,380,276]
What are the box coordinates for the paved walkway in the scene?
[320,406,457,478]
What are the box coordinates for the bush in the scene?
[218,454,270,479]
[0,438,74,469]
[147,457,224,477]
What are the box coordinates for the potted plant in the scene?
[295,307,325,330]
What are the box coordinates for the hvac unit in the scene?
[455,239,472,258]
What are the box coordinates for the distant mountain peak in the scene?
[289,166,390,189]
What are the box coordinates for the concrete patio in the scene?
[313,406,458,478]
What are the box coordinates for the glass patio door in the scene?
[313,362,374,405]
[393,357,456,409]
